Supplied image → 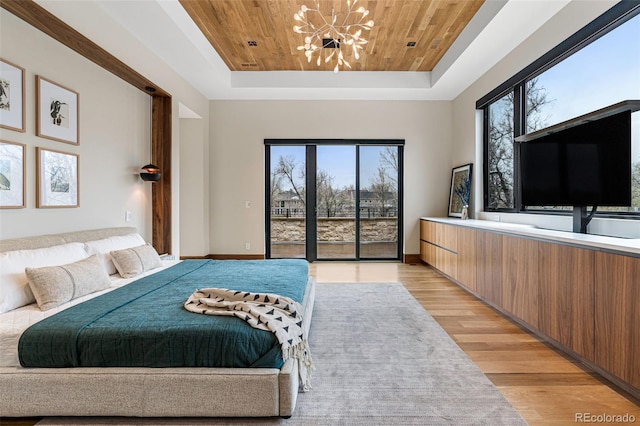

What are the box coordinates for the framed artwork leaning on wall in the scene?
[448,163,472,218]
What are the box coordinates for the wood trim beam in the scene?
[2,0,174,254]
[152,95,172,255]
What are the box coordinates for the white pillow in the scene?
[0,242,88,313]
[84,233,146,275]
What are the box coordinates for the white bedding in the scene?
[0,260,181,367]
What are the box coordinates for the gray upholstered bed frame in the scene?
[0,227,316,418]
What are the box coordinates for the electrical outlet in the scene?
[245,242,250,250]
[245,200,251,208]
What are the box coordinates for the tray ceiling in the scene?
[179,0,485,72]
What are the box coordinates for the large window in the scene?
[265,140,403,261]
[481,3,640,216]
[486,92,515,209]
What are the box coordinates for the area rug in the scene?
[37,283,527,426]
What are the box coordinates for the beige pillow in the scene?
[110,244,162,278]
[0,242,88,313]
[25,255,111,311]
[84,233,146,275]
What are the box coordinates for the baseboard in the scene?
[404,254,421,264]
[208,254,266,260]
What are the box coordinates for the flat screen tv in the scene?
[519,111,631,207]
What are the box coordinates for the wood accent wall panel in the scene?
[538,242,595,361]
[594,252,640,389]
[151,96,172,255]
[476,231,503,305]
[502,236,539,328]
[456,227,477,291]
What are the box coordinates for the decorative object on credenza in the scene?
[140,163,161,182]
[293,0,374,73]
[448,163,473,218]
[36,147,79,208]
[0,140,26,208]
[36,76,79,145]
[0,59,25,133]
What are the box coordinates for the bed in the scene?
[0,227,316,418]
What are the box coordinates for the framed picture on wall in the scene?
[0,140,26,208]
[448,163,472,218]
[36,76,79,145]
[36,147,79,208]
[0,59,26,132]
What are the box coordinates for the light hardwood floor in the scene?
[3,261,638,425]
[310,261,640,426]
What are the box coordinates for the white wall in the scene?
[0,11,152,240]
[451,0,639,238]
[180,116,209,256]
[209,100,453,256]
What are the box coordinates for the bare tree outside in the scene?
[270,168,285,202]
[368,165,393,217]
[379,146,398,186]
[487,93,515,209]
[316,169,350,217]
[525,78,553,134]
[487,78,553,209]
[274,155,306,209]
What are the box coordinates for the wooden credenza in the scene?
[420,218,640,398]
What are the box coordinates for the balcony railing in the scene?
[271,207,398,218]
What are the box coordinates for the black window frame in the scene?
[264,139,405,262]
[479,1,640,218]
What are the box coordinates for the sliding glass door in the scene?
[316,145,356,259]
[267,145,307,258]
[359,145,400,258]
[266,140,403,261]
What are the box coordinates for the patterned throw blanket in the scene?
[185,288,313,391]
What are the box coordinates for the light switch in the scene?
[125,211,132,222]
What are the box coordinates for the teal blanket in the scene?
[19,259,309,369]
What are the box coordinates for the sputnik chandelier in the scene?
[293,0,374,73]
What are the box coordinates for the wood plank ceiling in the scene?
[179,0,485,72]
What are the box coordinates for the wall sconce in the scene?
[140,164,161,182]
